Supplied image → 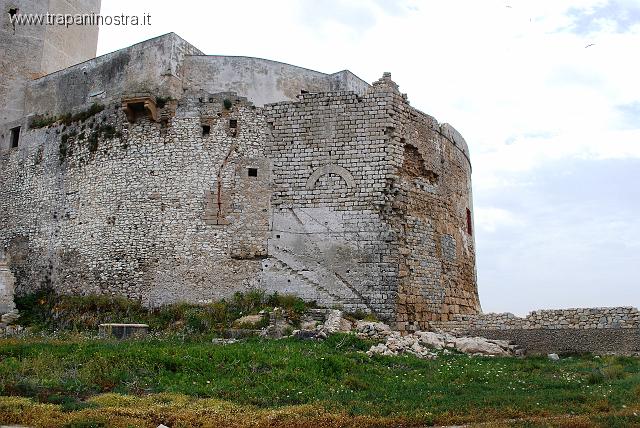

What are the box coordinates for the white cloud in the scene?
[475,207,524,233]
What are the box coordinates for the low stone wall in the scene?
[468,328,640,355]
[430,307,640,354]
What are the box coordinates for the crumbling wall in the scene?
[371,73,480,331]
[0,30,482,328]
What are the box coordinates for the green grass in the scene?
[14,290,312,334]
[0,335,639,427]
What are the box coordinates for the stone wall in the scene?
[431,307,640,354]
[467,328,640,355]
[431,307,640,333]
[382,73,480,331]
[0,0,101,141]
[0,93,272,305]
[0,32,481,328]
[21,33,202,142]
[262,88,397,317]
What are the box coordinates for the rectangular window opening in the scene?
[248,167,258,177]
[202,125,210,136]
[466,208,473,236]
[229,119,237,129]
[10,126,20,148]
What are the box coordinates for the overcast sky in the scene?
[97,0,640,315]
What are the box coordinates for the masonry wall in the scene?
[0,93,273,305]
[432,307,640,354]
[261,89,398,318]
[364,75,481,331]
[22,33,202,137]
[0,29,481,327]
[0,0,101,140]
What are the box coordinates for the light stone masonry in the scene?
[0,30,480,329]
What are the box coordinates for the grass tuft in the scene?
[15,289,311,334]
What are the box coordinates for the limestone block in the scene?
[0,261,16,315]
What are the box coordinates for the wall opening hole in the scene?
[208,97,213,103]
[8,8,17,18]
[300,89,308,94]
[127,102,146,121]
[202,125,210,136]
[466,208,473,236]
[229,119,237,129]
[10,126,20,148]
[248,167,258,177]
[276,234,280,239]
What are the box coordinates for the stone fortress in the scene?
[0,0,479,331]
[0,1,638,351]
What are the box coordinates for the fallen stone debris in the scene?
[290,310,523,359]
[366,330,521,359]
[0,309,23,336]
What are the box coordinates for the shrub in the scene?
[100,124,116,139]
[59,113,73,126]
[184,308,210,333]
[71,103,104,123]
[223,98,233,110]
[30,115,57,129]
